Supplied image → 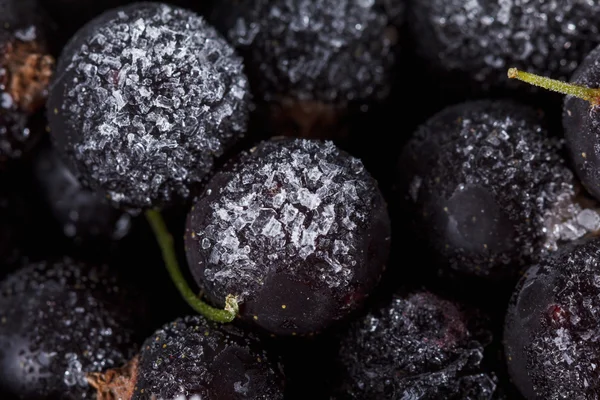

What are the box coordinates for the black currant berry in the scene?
[336,291,496,399]
[409,0,600,91]
[504,238,600,400]
[399,100,597,280]
[562,46,600,203]
[0,258,145,399]
[0,0,54,167]
[91,316,285,400]
[210,0,403,136]
[47,2,250,210]
[508,53,600,206]
[185,138,391,335]
[33,146,131,243]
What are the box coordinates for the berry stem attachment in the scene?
[145,209,238,323]
[507,68,600,106]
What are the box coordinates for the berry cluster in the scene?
[3,0,600,399]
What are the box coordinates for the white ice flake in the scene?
[197,140,375,300]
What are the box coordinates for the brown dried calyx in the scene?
[1,39,54,113]
[270,99,347,140]
[87,356,139,400]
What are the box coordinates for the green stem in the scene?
[507,68,600,105]
[145,209,238,323]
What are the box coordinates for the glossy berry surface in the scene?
[47,2,250,209]
[128,315,284,400]
[409,0,600,91]
[504,238,600,400]
[185,138,391,335]
[563,44,600,204]
[399,100,595,279]
[33,146,131,243]
[210,0,403,105]
[0,0,53,166]
[336,291,496,399]
[0,258,144,399]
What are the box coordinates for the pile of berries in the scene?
[2,0,600,399]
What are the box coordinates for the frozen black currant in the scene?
[0,258,146,399]
[210,0,403,135]
[508,51,600,205]
[504,238,600,400]
[33,145,132,243]
[399,100,600,280]
[185,138,391,335]
[90,315,285,400]
[409,0,600,91]
[47,2,250,210]
[0,0,54,166]
[335,291,496,399]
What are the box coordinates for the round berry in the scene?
[92,316,285,400]
[47,2,250,209]
[210,0,402,136]
[212,0,402,104]
[563,45,600,204]
[399,100,595,279]
[0,0,54,166]
[336,291,496,399]
[504,238,600,400]
[0,258,145,399]
[409,0,600,91]
[185,138,391,335]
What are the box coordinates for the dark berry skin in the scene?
[335,291,496,399]
[211,0,402,105]
[33,145,131,243]
[504,238,600,400]
[563,44,600,203]
[0,0,54,167]
[47,2,250,210]
[0,258,146,399]
[185,138,391,336]
[409,0,600,92]
[130,316,284,400]
[399,100,590,280]
[209,0,403,138]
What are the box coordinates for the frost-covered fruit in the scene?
[504,238,600,400]
[210,0,403,134]
[561,45,600,204]
[336,291,496,399]
[91,316,285,400]
[185,138,391,336]
[47,2,250,210]
[33,146,131,243]
[398,100,600,280]
[409,0,600,91]
[0,0,54,166]
[0,258,144,399]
